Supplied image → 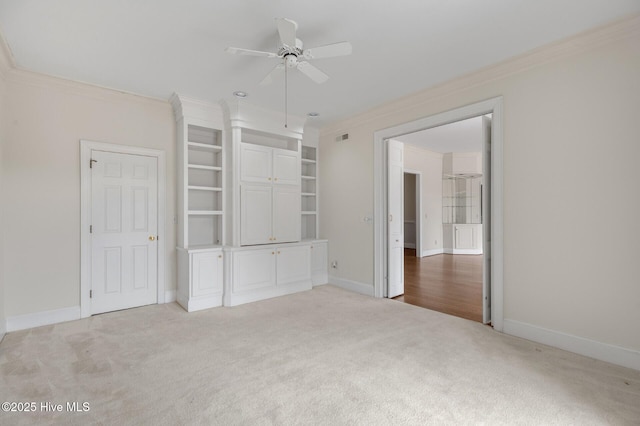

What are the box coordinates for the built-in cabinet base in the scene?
[443,224,483,255]
[310,240,328,286]
[177,246,224,312]
[176,240,328,311]
[224,241,312,306]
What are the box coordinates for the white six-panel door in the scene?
[91,150,158,314]
[387,139,404,298]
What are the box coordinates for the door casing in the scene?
[373,97,504,331]
[80,140,166,318]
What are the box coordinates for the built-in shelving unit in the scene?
[171,96,328,312]
[185,124,224,247]
[301,145,318,240]
[171,94,226,312]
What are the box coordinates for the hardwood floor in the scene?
[396,249,483,322]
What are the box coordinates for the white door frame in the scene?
[80,140,167,318]
[403,169,422,257]
[373,97,504,331]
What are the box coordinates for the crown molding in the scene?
[1,28,168,108]
[0,29,16,81]
[321,13,640,136]
[6,67,170,108]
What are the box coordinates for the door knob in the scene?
[149,236,156,241]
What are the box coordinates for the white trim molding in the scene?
[80,140,167,318]
[328,277,375,297]
[504,319,640,371]
[165,290,177,303]
[6,306,81,332]
[422,249,444,257]
[374,97,504,332]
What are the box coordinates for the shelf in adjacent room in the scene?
[301,175,316,180]
[301,211,317,215]
[301,192,316,197]
[301,158,316,164]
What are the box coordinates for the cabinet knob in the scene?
[272,251,275,255]
[274,177,278,181]
[268,177,272,181]
[148,236,156,241]
[277,251,281,254]
[218,255,222,258]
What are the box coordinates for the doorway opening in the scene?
[391,115,490,323]
[373,97,503,331]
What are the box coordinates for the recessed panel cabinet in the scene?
[225,243,312,306]
[239,142,301,246]
[240,143,299,185]
[177,248,223,312]
[310,240,328,286]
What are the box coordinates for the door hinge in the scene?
[90,225,93,233]
[90,159,97,168]
[90,290,92,298]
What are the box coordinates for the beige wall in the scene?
[404,145,443,253]
[3,70,175,317]
[319,18,640,352]
[0,47,6,333]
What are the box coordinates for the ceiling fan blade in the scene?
[225,47,277,58]
[297,61,329,84]
[276,18,298,47]
[259,63,285,86]
[303,42,352,60]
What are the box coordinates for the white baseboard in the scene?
[6,306,81,332]
[328,275,374,297]
[165,290,177,303]
[443,248,483,255]
[0,318,6,342]
[421,248,444,257]
[404,243,416,249]
[503,319,640,371]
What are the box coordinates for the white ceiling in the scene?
[1,1,638,127]
[396,116,485,153]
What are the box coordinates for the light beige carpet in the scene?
[1,285,639,425]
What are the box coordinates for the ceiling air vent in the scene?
[335,133,349,142]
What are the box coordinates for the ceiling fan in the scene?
[225,18,352,85]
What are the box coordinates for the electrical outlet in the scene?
[331,261,338,269]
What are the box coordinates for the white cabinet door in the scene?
[455,225,475,249]
[311,241,328,285]
[191,251,223,297]
[272,148,300,186]
[240,143,272,183]
[276,245,311,286]
[273,186,301,243]
[240,184,273,245]
[233,248,277,292]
